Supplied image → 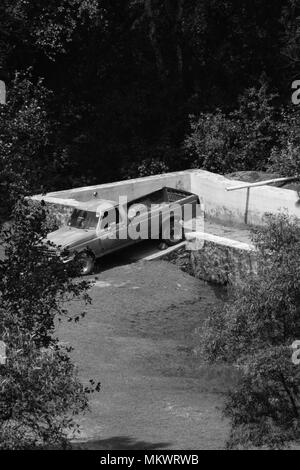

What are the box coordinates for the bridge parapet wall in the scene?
[33,169,300,228]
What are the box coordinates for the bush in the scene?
[185,110,241,173]
[122,157,170,179]
[0,71,69,219]
[200,213,300,449]
[268,107,300,177]
[185,84,278,173]
[0,335,88,449]
[0,198,99,449]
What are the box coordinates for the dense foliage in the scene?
[269,107,300,176]
[0,0,299,207]
[0,72,70,219]
[185,85,279,173]
[200,214,300,449]
[0,199,98,449]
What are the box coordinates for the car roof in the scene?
[74,199,117,213]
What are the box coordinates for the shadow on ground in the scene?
[93,240,162,274]
[73,436,171,450]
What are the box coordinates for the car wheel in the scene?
[79,253,95,276]
[162,219,184,246]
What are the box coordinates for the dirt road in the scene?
[57,258,229,450]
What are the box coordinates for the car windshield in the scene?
[68,209,99,230]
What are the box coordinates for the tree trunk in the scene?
[144,0,166,80]
[175,0,184,80]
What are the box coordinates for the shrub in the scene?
[185,110,241,173]
[200,213,300,449]
[0,198,98,449]
[0,71,68,220]
[122,157,170,179]
[185,84,278,173]
[268,107,300,177]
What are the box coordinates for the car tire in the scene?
[79,253,95,276]
[162,219,184,246]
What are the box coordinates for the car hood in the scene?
[46,226,96,250]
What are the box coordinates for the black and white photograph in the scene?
[0,0,300,457]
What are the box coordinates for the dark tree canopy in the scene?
[0,0,297,195]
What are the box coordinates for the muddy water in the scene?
[58,260,230,450]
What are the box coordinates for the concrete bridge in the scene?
[32,169,300,283]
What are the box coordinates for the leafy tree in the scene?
[185,84,278,173]
[280,0,300,79]
[0,198,98,449]
[0,0,100,66]
[0,0,295,192]
[122,157,170,179]
[200,213,300,449]
[268,106,300,177]
[0,71,69,219]
[231,84,279,170]
[129,0,185,82]
[184,110,241,173]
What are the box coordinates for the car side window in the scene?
[114,208,121,225]
[101,211,109,230]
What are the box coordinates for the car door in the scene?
[97,206,132,254]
